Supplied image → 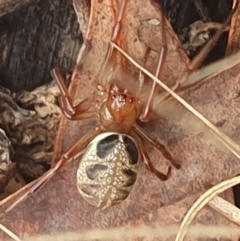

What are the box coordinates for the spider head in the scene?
[107,83,142,123]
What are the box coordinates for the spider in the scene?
[5,0,235,211]
[51,64,181,209]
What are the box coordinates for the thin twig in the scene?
[208,195,240,226]
[175,176,240,241]
[17,224,240,241]
[0,222,21,241]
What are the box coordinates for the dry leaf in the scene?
[0,0,239,241]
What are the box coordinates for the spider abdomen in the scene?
[77,132,140,209]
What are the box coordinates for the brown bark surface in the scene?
[0,0,81,92]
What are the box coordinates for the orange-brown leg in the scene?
[138,3,237,106]
[71,39,93,81]
[98,0,128,87]
[140,13,168,123]
[131,132,171,181]
[5,126,104,212]
[137,6,234,104]
[52,68,97,120]
[133,124,181,169]
[138,47,151,90]
[140,45,168,122]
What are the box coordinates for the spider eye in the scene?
[128,97,133,103]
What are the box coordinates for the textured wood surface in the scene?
[0,0,81,92]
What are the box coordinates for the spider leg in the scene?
[131,131,171,181]
[139,3,237,105]
[98,0,128,87]
[52,68,97,120]
[5,126,104,213]
[140,15,168,123]
[133,124,181,169]
[140,46,168,122]
[138,47,151,90]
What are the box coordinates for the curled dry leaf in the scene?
[180,20,230,55]
[0,0,239,240]
[0,81,61,190]
[0,129,15,197]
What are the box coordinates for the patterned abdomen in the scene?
[77,132,140,209]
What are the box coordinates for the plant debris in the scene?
[0,80,61,197]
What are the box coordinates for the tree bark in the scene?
[0,0,81,92]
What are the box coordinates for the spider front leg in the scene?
[131,131,171,181]
[140,45,168,122]
[139,13,168,123]
[98,0,128,88]
[5,126,104,213]
[133,124,181,169]
[52,68,97,120]
[138,47,151,89]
